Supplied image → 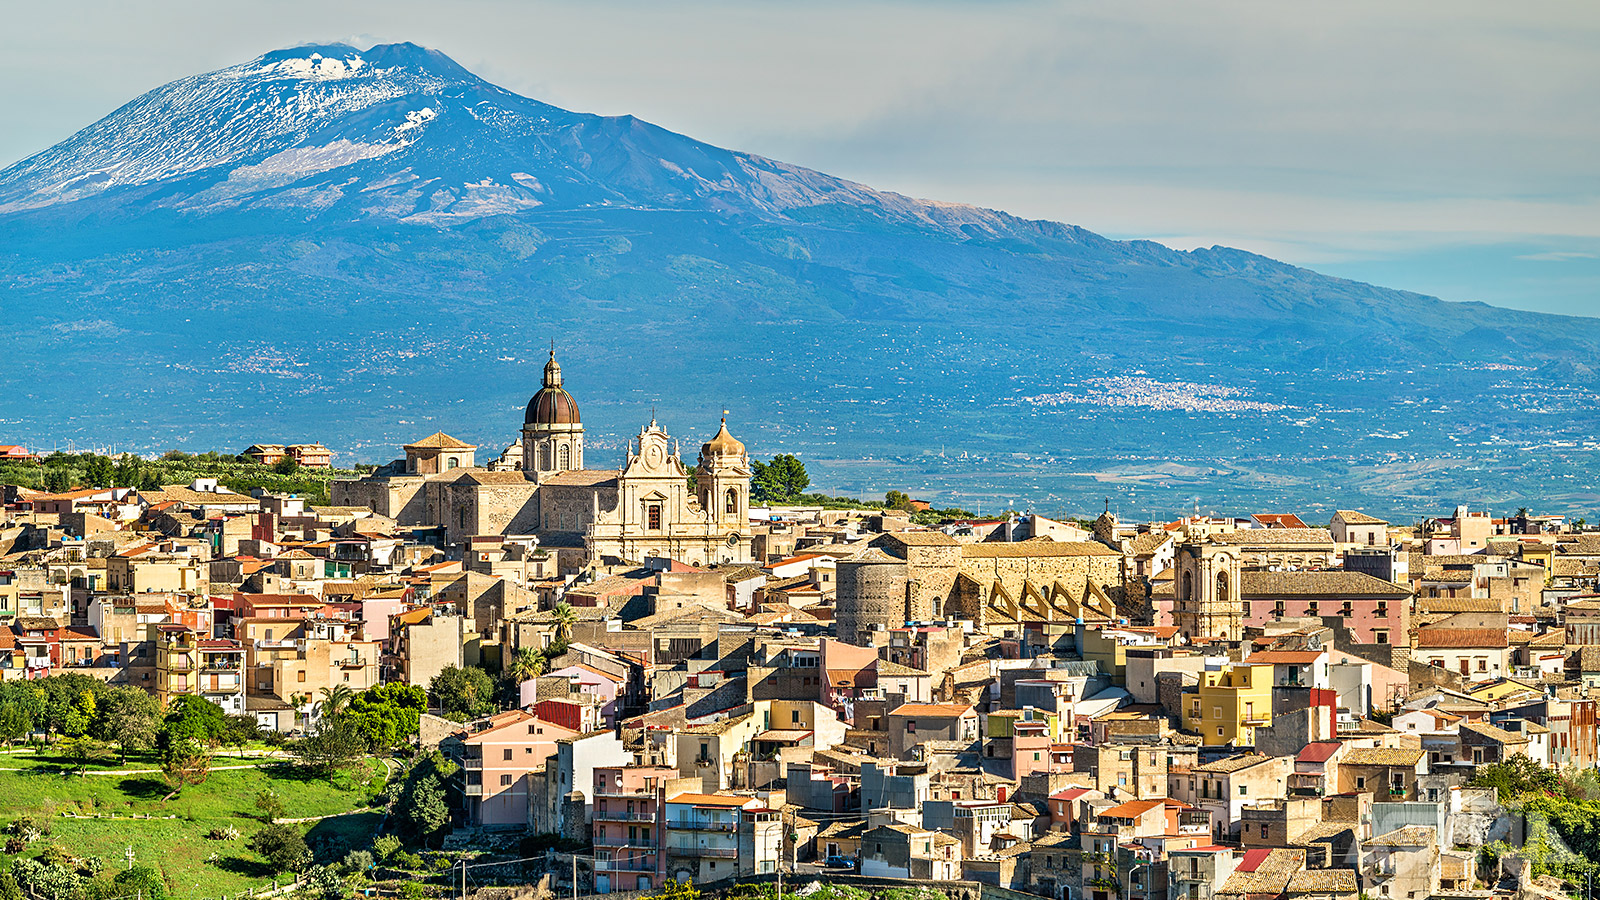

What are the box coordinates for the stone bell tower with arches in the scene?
[1173,539,1243,643]
[696,413,752,529]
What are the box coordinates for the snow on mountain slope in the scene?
[0,42,1027,236]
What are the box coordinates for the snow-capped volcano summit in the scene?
[4,42,1599,515]
[0,42,1013,231]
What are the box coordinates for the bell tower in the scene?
[696,413,751,527]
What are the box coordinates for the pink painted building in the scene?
[1240,571,1410,645]
[592,764,676,893]
[452,710,580,829]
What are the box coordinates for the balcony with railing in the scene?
[597,788,660,800]
[461,755,484,770]
[667,845,737,858]
[594,810,657,822]
[594,857,659,873]
[665,820,735,832]
[594,836,659,852]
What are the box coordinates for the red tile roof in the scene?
[1415,628,1510,649]
[1295,741,1343,764]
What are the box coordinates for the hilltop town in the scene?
[1,353,1598,900]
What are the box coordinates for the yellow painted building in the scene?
[1182,663,1274,746]
[985,707,1063,742]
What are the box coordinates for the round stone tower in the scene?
[836,549,910,646]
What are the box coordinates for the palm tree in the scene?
[507,647,546,685]
[551,601,576,647]
[318,684,354,721]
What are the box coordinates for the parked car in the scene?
[825,855,856,869]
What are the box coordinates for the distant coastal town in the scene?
[0,353,1596,900]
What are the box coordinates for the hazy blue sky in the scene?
[3,1,1596,317]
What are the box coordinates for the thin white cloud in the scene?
[1517,251,1599,262]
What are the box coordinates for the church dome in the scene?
[700,416,745,459]
[525,351,581,426]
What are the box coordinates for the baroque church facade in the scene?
[332,351,755,567]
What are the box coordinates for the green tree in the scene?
[159,694,228,749]
[36,673,101,738]
[506,646,546,685]
[391,751,458,847]
[1470,755,1562,802]
[0,870,21,900]
[60,690,97,738]
[884,490,915,512]
[344,683,426,752]
[221,713,262,756]
[82,456,114,488]
[292,716,368,775]
[430,665,495,721]
[371,835,402,863]
[318,684,355,720]
[248,823,311,874]
[0,700,31,746]
[57,734,112,776]
[551,602,576,647]
[111,455,144,489]
[273,456,299,476]
[92,684,161,762]
[751,454,809,504]
[43,467,72,493]
[160,738,213,800]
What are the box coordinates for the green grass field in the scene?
[0,748,386,900]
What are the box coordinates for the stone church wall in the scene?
[539,483,619,534]
[956,553,1121,609]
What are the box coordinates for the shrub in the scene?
[393,851,424,871]
[371,835,402,863]
[248,823,311,874]
[303,864,343,899]
[342,850,373,874]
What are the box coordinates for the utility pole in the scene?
[459,858,465,900]
[572,853,578,900]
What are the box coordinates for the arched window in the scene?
[541,444,552,471]
[446,458,458,470]
[1216,571,1230,604]
[1180,570,1193,601]
[725,488,738,515]
[558,444,570,471]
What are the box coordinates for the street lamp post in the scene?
[1126,863,1151,900]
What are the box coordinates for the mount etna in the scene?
[3,43,1597,518]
